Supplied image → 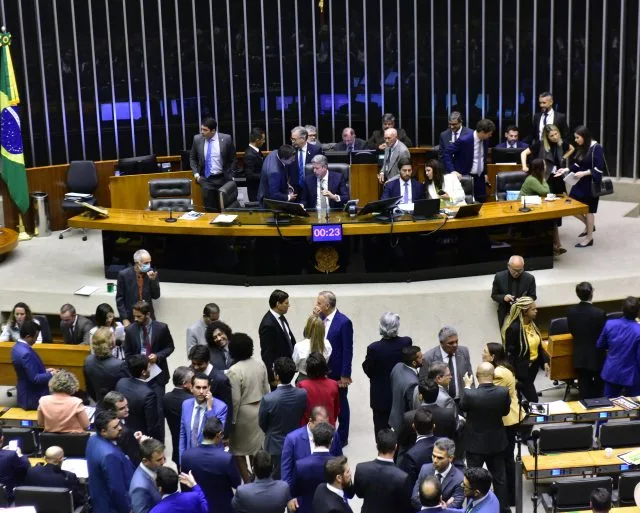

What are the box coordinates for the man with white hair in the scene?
[300,154,349,210]
[288,125,323,192]
[491,255,537,327]
[378,128,411,184]
[116,249,161,324]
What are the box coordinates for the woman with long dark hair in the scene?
[0,302,41,342]
[89,303,125,359]
[424,159,466,204]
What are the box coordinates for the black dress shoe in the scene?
[575,240,594,248]
[578,226,596,237]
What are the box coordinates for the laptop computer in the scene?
[452,203,483,218]
[412,198,441,220]
[580,397,613,409]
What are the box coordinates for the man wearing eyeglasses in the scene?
[490,255,537,327]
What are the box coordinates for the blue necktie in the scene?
[298,149,304,186]
[403,181,409,203]
[191,406,203,448]
[205,139,213,178]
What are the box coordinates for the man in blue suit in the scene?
[495,126,528,149]
[232,450,291,513]
[259,357,308,478]
[10,320,55,410]
[289,422,337,513]
[150,468,208,513]
[86,410,135,513]
[438,112,474,162]
[179,373,227,461]
[288,126,323,192]
[180,417,240,513]
[281,405,343,489]
[314,291,354,446]
[257,145,297,206]
[130,438,165,513]
[0,427,30,502]
[300,154,349,210]
[450,467,500,513]
[416,475,464,513]
[443,118,496,203]
[380,157,426,204]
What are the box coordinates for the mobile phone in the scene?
[7,440,18,451]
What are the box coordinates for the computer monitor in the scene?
[325,151,351,165]
[116,157,141,176]
[116,154,159,175]
[357,195,402,223]
[263,198,310,225]
[351,149,378,164]
[137,154,159,174]
[492,147,523,164]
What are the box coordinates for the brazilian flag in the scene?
[0,30,28,214]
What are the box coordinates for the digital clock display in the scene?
[312,224,343,242]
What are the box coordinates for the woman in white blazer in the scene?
[424,159,467,205]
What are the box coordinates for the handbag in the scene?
[590,143,614,197]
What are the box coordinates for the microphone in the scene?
[164,207,178,223]
[519,196,531,213]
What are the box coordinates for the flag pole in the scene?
[17,213,31,240]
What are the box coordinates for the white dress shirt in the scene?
[539,109,556,139]
[440,346,458,397]
[471,131,484,175]
[269,309,293,339]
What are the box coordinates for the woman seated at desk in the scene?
[424,159,466,205]
[38,370,90,433]
[1,302,42,342]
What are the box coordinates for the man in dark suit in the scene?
[180,417,241,513]
[259,289,296,388]
[491,255,537,327]
[189,116,236,211]
[129,438,165,513]
[354,429,412,513]
[59,303,93,345]
[438,111,473,162]
[362,312,413,435]
[24,445,85,507]
[367,113,413,150]
[495,125,529,149]
[416,475,464,513]
[0,427,30,502]
[312,455,354,513]
[314,290,354,446]
[101,391,142,466]
[531,92,569,142]
[116,249,161,323]
[288,125,323,192]
[388,346,423,431]
[163,366,193,466]
[460,363,511,513]
[243,127,265,201]
[397,408,439,488]
[300,154,349,210]
[411,437,465,509]
[151,467,209,513]
[11,320,55,410]
[419,326,473,403]
[257,144,297,206]
[443,118,495,202]
[86,410,136,513]
[84,327,129,402]
[381,156,426,203]
[333,127,367,152]
[567,282,607,399]
[116,355,163,440]
[259,357,308,478]
[232,450,291,513]
[281,406,343,489]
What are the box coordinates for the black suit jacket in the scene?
[60,315,94,345]
[333,139,367,152]
[313,483,353,513]
[163,387,192,465]
[566,302,607,372]
[259,384,308,456]
[116,266,161,322]
[83,354,129,402]
[206,367,234,437]
[24,463,86,506]
[0,449,29,501]
[243,145,264,180]
[396,404,457,456]
[115,377,162,440]
[438,127,474,161]
[397,435,439,487]
[189,132,237,180]
[362,336,412,411]
[124,320,174,386]
[532,110,569,142]
[491,269,537,327]
[460,383,510,454]
[354,459,412,513]
[259,311,296,383]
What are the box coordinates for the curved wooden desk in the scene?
[0,228,18,262]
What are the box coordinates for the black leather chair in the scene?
[599,422,640,448]
[39,432,91,458]
[59,161,99,241]
[495,170,527,200]
[0,484,7,507]
[206,180,241,212]
[148,178,192,212]
[614,471,640,505]
[14,486,83,513]
[540,476,612,512]
[530,424,594,454]
[458,175,475,204]
[2,427,39,455]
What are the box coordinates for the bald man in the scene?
[491,255,537,327]
[460,363,510,513]
[24,446,86,506]
[378,128,411,184]
[418,475,460,513]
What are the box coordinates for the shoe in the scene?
[575,240,594,248]
[553,247,567,256]
[578,226,596,237]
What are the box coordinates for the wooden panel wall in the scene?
[110,171,203,210]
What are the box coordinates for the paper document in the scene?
[143,363,162,382]
[62,458,89,479]
[179,210,204,220]
[84,405,96,421]
[563,172,580,187]
[211,214,238,224]
[397,203,413,212]
[65,192,92,198]
[618,448,640,466]
[74,286,99,296]
[521,195,542,205]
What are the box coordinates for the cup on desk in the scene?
[107,282,115,293]
[605,447,613,458]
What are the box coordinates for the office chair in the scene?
[529,424,594,455]
[148,178,192,212]
[495,170,527,201]
[599,422,640,448]
[59,161,99,241]
[0,484,6,507]
[14,486,83,513]
[2,427,39,455]
[458,175,475,204]
[538,316,578,399]
[39,432,90,458]
[540,476,612,512]
[614,471,640,505]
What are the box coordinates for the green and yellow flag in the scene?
[0,30,29,213]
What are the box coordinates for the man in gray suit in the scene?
[426,362,456,410]
[189,117,236,211]
[378,128,411,184]
[418,326,473,402]
[388,346,423,431]
[232,450,290,513]
[59,303,94,345]
[258,357,307,479]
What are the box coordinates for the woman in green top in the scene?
[520,159,566,255]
